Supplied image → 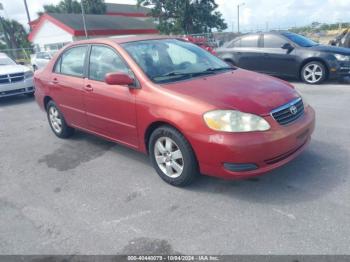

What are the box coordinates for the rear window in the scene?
[55,46,87,77]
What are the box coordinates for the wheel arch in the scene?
[43,96,53,110]
[144,121,191,155]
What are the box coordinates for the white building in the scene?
[28,4,157,52]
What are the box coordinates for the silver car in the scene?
[31,51,56,71]
[0,53,34,98]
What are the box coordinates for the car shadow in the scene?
[0,95,35,107]
[186,139,348,204]
[71,132,347,205]
[71,130,150,165]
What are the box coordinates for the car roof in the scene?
[241,31,288,36]
[66,35,178,47]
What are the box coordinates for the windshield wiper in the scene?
[203,67,234,73]
[153,70,214,80]
[152,67,234,82]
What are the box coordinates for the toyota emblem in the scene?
[289,105,298,115]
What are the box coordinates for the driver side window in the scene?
[89,45,129,82]
[263,34,286,48]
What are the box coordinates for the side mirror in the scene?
[105,72,134,86]
[281,43,294,51]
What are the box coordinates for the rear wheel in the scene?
[301,61,326,84]
[149,126,198,187]
[46,101,74,138]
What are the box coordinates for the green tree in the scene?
[43,0,106,14]
[137,0,227,34]
[0,16,32,59]
[0,17,31,49]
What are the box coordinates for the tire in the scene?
[301,61,327,84]
[46,100,74,138]
[149,126,198,187]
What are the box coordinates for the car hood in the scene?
[0,64,30,75]
[308,45,350,55]
[161,69,300,116]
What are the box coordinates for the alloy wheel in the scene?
[154,137,184,178]
[303,63,323,84]
[49,106,62,134]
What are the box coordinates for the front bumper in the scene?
[329,60,350,78]
[0,77,34,98]
[188,106,316,179]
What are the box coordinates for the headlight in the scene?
[203,110,270,132]
[334,54,350,61]
[24,71,34,79]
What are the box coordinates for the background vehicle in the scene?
[0,53,34,98]
[329,28,350,48]
[184,34,217,55]
[31,51,56,71]
[34,36,315,187]
[216,31,350,84]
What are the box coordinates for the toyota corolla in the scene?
[34,36,315,186]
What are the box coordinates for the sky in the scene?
[1,0,350,32]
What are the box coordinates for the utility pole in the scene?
[237,3,245,34]
[80,0,88,38]
[23,0,31,31]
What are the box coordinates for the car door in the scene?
[83,44,138,148]
[232,34,265,71]
[260,34,298,76]
[49,45,88,127]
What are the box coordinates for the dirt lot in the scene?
[0,80,350,255]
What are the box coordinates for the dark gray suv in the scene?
[216,31,350,84]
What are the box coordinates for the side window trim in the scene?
[52,44,89,78]
[240,34,260,48]
[258,34,264,48]
[87,44,139,87]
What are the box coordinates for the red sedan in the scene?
[34,36,315,186]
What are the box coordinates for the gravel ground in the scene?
[0,79,349,255]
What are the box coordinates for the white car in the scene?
[0,53,34,98]
[31,51,56,71]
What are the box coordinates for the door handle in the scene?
[84,84,93,92]
[263,53,269,57]
[52,78,59,84]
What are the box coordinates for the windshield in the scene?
[282,32,319,47]
[0,56,16,66]
[122,39,232,83]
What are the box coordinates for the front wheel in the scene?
[301,61,326,84]
[46,101,74,138]
[149,126,198,187]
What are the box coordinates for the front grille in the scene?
[0,88,25,96]
[271,98,304,125]
[0,72,25,84]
